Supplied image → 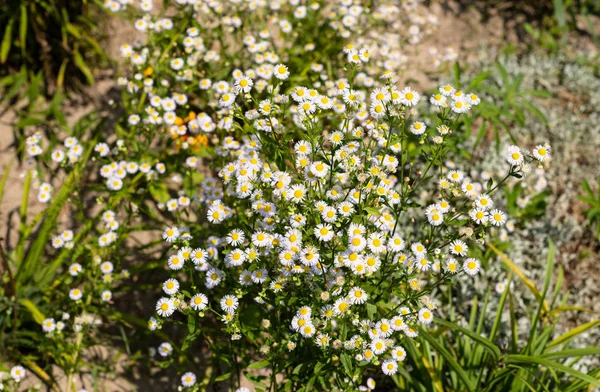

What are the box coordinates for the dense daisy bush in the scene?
[92,1,553,389]
[148,70,551,389]
[7,0,600,391]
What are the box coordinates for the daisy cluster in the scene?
[82,0,553,389]
[0,366,27,390]
[26,133,87,165]
[144,56,550,386]
[108,0,452,155]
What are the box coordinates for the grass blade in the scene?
[528,239,555,352]
[548,319,600,348]
[541,348,600,360]
[434,318,501,361]
[18,298,45,324]
[419,328,476,392]
[0,161,11,207]
[506,354,600,387]
[488,242,548,313]
[19,4,27,56]
[1,16,15,63]
[14,170,31,263]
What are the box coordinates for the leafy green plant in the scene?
[0,113,137,391]
[0,0,108,94]
[579,179,600,238]
[390,239,600,391]
[524,0,600,53]
[453,61,551,152]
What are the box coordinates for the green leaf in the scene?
[549,319,600,347]
[292,364,303,375]
[542,348,600,360]
[434,318,500,361]
[340,352,352,376]
[0,161,11,207]
[149,182,171,204]
[453,62,462,88]
[468,71,491,90]
[314,361,325,375]
[528,239,555,349]
[365,302,377,319]
[57,60,68,89]
[364,206,381,217]
[187,313,196,334]
[14,170,31,263]
[247,360,270,370]
[506,354,600,387]
[1,17,15,63]
[419,329,476,392]
[490,276,511,341]
[488,242,548,313]
[15,116,45,128]
[522,101,548,125]
[214,372,232,382]
[18,138,97,286]
[73,49,94,85]
[19,299,45,324]
[19,4,27,57]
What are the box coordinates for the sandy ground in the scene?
[1,1,598,391]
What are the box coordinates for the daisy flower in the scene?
[101,290,112,302]
[495,281,507,294]
[190,293,208,311]
[310,161,329,178]
[367,233,386,253]
[274,64,290,80]
[381,359,398,375]
[446,258,460,273]
[371,338,387,354]
[427,210,444,226]
[506,145,524,165]
[181,372,196,387]
[430,93,447,106]
[69,263,83,276]
[333,298,350,315]
[251,268,268,284]
[191,248,207,265]
[418,308,434,324]
[288,184,307,203]
[299,323,316,338]
[42,318,56,333]
[348,286,367,305]
[11,365,26,382]
[399,87,420,106]
[450,240,468,256]
[470,208,489,225]
[163,227,180,242]
[163,278,180,295]
[69,288,83,301]
[450,99,471,113]
[439,84,456,96]
[168,255,185,270]
[391,346,407,361]
[315,334,331,348]
[156,298,176,317]
[158,342,173,357]
[463,258,481,276]
[532,144,551,162]
[475,194,494,210]
[234,76,253,93]
[489,209,507,226]
[220,295,239,313]
[410,121,427,135]
[314,224,334,242]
